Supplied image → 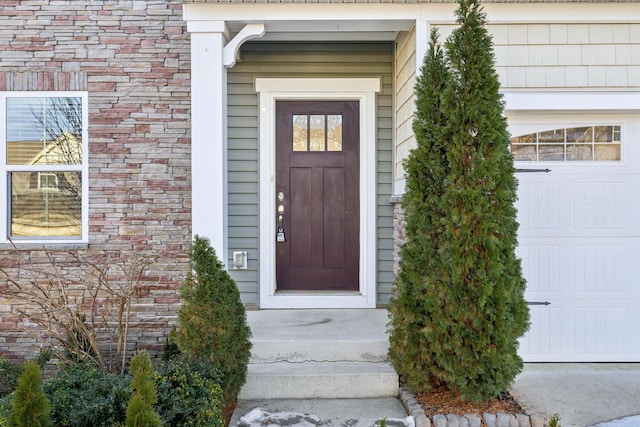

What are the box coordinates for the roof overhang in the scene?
[184,2,640,42]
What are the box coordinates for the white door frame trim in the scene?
[256,78,381,309]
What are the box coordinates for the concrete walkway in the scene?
[511,363,640,427]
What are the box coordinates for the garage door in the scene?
[511,115,640,362]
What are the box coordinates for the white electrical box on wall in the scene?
[233,251,248,270]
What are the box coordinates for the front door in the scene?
[275,100,360,291]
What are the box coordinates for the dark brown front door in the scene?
[276,100,360,291]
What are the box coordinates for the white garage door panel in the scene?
[516,168,640,361]
[517,174,640,238]
[520,296,640,362]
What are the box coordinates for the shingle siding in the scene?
[394,27,417,192]
[434,23,640,88]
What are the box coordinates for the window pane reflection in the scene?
[6,97,83,165]
[538,145,564,161]
[511,144,536,161]
[595,144,620,161]
[327,115,342,151]
[310,115,325,152]
[292,115,308,152]
[10,171,82,237]
[539,129,564,143]
[566,126,592,143]
[566,144,593,161]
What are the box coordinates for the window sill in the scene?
[0,242,89,251]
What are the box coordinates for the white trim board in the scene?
[503,91,640,113]
[184,3,640,27]
[256,78,381,309]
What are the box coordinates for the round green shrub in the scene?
[154,357,225,427]
[0,356,22,399]
[44,363,131,427]
[0,395,13,427]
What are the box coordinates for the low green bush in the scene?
[43,363,131,427]
[0,395,13,427]
[41,355,226,427]
[160,329,180,362]
[0,356,21,399]
[154,357,225,427]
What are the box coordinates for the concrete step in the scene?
[240,309,399,400]
[238,361,399,400]
[247,309,391,363]
[250,339,389,364]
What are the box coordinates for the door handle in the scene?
[277,193,286,243]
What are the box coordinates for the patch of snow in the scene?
[592,416,640,427]
[238,408,322,427]
[236,408,414,427]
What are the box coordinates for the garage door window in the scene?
[511,125,621,162]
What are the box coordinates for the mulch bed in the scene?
[416,386,525,419]
[224,401,237,426]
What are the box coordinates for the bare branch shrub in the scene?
[0,244,167,374]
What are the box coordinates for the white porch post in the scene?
[415,19,429,75]
[190,22,229,262]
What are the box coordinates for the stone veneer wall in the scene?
[391,196,405,279]
[0,0,191,363]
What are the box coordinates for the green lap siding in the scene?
[227,42,394,306]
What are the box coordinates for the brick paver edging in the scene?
[398,387,547,427]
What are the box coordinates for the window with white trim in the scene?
[1,92,88,241]
[510,125,621,162]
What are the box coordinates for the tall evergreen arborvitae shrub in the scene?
[126,352,161,427]
[174,236,252,403]
[388,28,451,393]
[437,0,529,401]
[389,0,529,402]
[7,362,51,427]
